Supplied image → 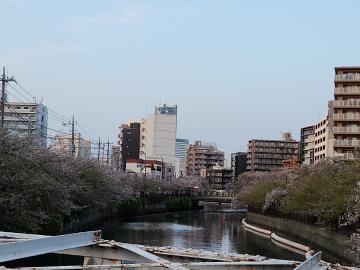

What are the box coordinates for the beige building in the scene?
[185,141,225,176]
[300,117,334,165]
[247,133,299,172]
[331,66,360,159]
[313,117,334,163]
[53,133,91,159]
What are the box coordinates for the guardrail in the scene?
[242,218,313,257]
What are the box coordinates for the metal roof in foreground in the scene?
[0,231,353,270]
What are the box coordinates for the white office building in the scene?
[143,104,177,165]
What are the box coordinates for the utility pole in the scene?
[70,115,76,156]
[97,137,101,162]
[27,116,31,136]
[106,139,110,165]
[1,67,16,128]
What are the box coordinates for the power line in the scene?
[7,83,34,103]
[6,85,68,125]
[13,81,35,100]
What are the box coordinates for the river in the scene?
[98,209,304,262]
[5,207,348,267]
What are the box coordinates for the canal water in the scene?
[98,208,304,262]
[5,204,349,266]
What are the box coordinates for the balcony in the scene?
[333,114,360,121]
[333,126,360,134]
[333,100,360,108]
[335,87,360,95]
[333,139,360,147]
[335,73,360,82]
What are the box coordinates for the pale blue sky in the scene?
[1,0,360,158]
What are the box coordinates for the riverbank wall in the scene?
[61,197,196,233]
[61,204,168,233]
[246,212,354,264]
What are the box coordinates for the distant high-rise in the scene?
[185,140,224,176]
[246,133,299,172]
[175,138,189,177]
[3,102,48,147]
[145,104,177,164]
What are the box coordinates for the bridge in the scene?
[191,195,233,204]
[0,230,334,270]
[189,192,234,205]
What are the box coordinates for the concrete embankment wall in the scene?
[62,203,168,233]
[246,212,353,263]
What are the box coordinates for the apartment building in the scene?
[185,140,225,176]
[200,165,232,191]
[53,133,91,159]
[313,117,334,163]
[246,133,299,172]
[299,125,315,165]
[231,152,247,179]
[3,102,48,146]
[118,122,141,171]
[332,66,360,159]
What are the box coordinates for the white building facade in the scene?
[4,102,48,146]
[142,104,177,165]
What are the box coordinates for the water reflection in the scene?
[100,211,304,261]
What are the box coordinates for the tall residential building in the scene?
[175,138,189,177]
[300,125,315,165]
[231,152,247,179]
[118,122,141,171]
[246,133,299,172]
[3,102,48,146]
[185,140,225,176]
[332,66,360,159]
[53,133,91,159]
[144,104,177,164]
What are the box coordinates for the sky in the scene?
[1,0,360,159]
